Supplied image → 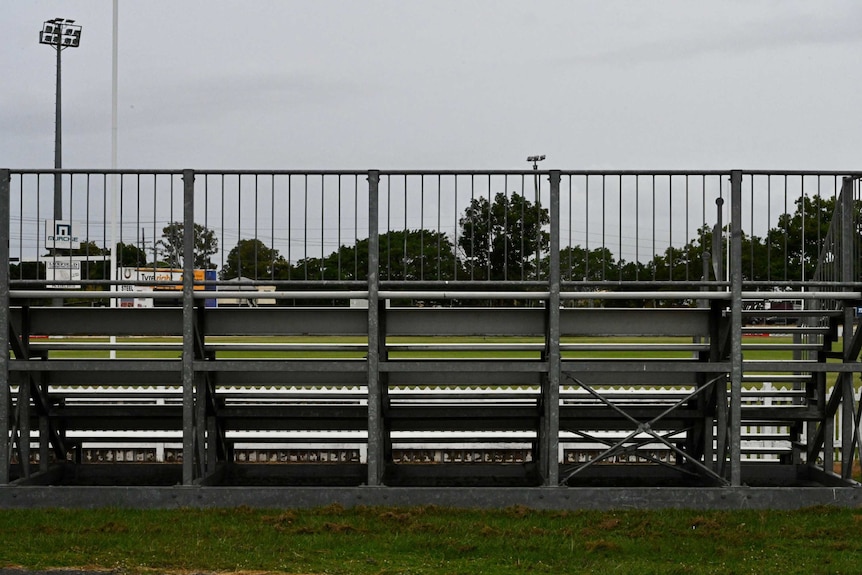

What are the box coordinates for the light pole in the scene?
[39,18,82,221]
[527,154,545,198]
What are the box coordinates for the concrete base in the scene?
[4,461,859,510]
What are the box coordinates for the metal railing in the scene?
[2,168,862,495]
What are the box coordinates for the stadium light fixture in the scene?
[40,18,82,221]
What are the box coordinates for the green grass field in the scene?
[1,505,860,575]
[6,337,857,574]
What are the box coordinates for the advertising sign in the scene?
[46,259,82,289]
[118,268,215,307]
[45,220,81,250]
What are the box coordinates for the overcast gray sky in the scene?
[3,1,861,172]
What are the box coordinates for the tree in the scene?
[116,242,148,268]
[763,195,837,282]
[156,222,218,269]
[458,192,549,280]
[557,246,618,282]
[289,229,458,281]
[220,239,290,280]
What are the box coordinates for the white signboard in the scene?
[46,259,81,289]
[119,284,154,308]
[45,220,81,250]
[118,267,166,308]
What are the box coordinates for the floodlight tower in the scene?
[39,18,82,221]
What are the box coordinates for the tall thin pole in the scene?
[41,19,81,219]
[54,40,62,221]
[109,1,119,358]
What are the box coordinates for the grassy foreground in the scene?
[1,505,861,574]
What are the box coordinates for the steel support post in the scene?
[0,169,10,484]
[39,416,49,473]
[543,170,561,485]
[181,169,196,485]
[18,381,30,478]
[195,374,207,479]
[729,170,743,486]
[366,170,384,486]
[840,177,855,478]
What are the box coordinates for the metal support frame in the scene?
[542,170,561,485]
[181,169,196,485]
[805,177,860,480]
[366,170,383,486]
[839,177,856,478]
[2,167,862,504]
[0,170,9,484]
[729,170,743,486]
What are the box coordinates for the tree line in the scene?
[219,193,853,284]
[10,194,856,286]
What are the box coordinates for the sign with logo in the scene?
[46,259,82,289]
[119,267,207,290]
[118,268,216,307]
[46,220,81,250]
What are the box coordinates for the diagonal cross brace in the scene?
[562,426,704,479]
[560,372,728,486]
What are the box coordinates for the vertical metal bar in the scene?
[800,175,806,283]
[419,175,425,280]
[840,177,855,477]
[585,176,590,279]
[0,169,10,483]
[254,175,260,279]
[39,417,49,473]
[195,369,207,479]
[303,176,308,280]
[520,174,526,281]
[567,176,572,280]
[729,170,743,486]
[18,382,30,478]
[500,174,506,281]
[321,174,325,276]
[181,169,196,485]
[436,175,442,280]
[470,174,476,280]
[366,170,383,486]
[404,174,408,280]
[16,174,23,281]
[783,175,789,281]
[545,170,561,485]
[453,175,458,281]
[618,175,623,279]
[270,174,276,280]
[749,175,755,281]
[287,175,293,281]
[635,175,639,280]
[666,175,671,280]
[766,177,771,281]
[355,174,360,280]
[386,176,392,280]
[237,175,245,277]
[535,170,542,280]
